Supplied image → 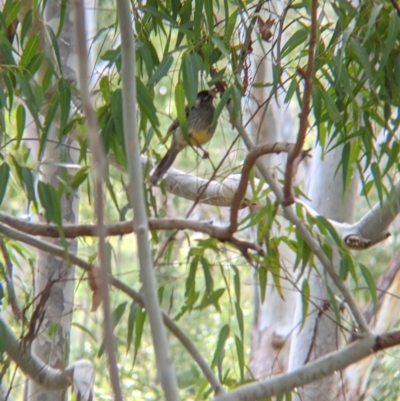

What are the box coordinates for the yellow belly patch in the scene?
[189,129,212,146]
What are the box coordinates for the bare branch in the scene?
[73,1,122,399]
[0,316,72,390]
[229,142,296,233]
[214,331,400,401]
[0,212,262,254]
[282,0,318,206]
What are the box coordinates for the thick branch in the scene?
[282,0,318,206]
[0,212,262,254]
[214,331,400,401]
[345,178,400,248]
[0,316,72,390]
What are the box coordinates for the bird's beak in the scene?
[208,89,217,98]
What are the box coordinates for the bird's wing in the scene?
[166,105,192,133]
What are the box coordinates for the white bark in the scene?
[26,1,80,400]
[115,0,180,399]
[288,144,359,401]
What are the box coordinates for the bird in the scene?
[149,89,218,186]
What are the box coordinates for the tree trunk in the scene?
[287,143,359,401]
[26,1,79,399]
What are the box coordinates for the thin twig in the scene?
[0,222,222,394]
[390,0,400,17]
[282,0,318,206]
[0,239,24,322]
[115,0,180,398]
[229,142,295,233]
[72,1,123,400]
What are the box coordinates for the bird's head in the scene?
[195,89,217,106]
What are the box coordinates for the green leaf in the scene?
[0,163,10,206]
[381,10,398,69]
[39,93,60,160]
[4,0,20,28]
[20,35,39,69]
[285,76,298,104]
[182,53,199,105]
[20,10,33,46]
[211,35,230,58]
[25,53,43,77]
[313,215,342,247]
[0,319,7,354]
[204,0,213,37]
[211,85,231,126]
[37,181,61,224]
[99,76,111,103]
[134,308,146,364]
[71,322,97,342]
[175,80,188,136]
[320,90,341,123]
[185,256,198,296]
[327,286,341,326]
[341,142,351,194]
[20,167,37,206]
[127,302,138,353]
[143,5,175,24]
[349,38,374,81]
[56,0,68,37]
[58,78,71,132]
[148,53,173,86]
[258,266,267,303]
[201,256,213,294]
[48,322,59,337]
[281,28,308,58]
[69,166,90,191]
[193,0,203,38]
[371,162,383,204]
[136,77,159,130]
[235,301,244,341]
[234,335,244,382]
[301,279,310,329]
[211,324,229,368]
[46,26,62,72]
[111,89,124,145]
[360,263,378,313]
[15,104,25,149]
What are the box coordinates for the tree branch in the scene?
[73,1,122,399]
[282,0,318,206]
[214,331,400,401]
[0,316,73,390]
[229,142,296,233]
[0,212,262,255]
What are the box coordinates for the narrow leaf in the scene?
[0,163,10,206]
[127,302,138,353]
[360,263,378,313]
[211,324,229,367]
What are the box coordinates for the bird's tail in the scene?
[149,144,181,186]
